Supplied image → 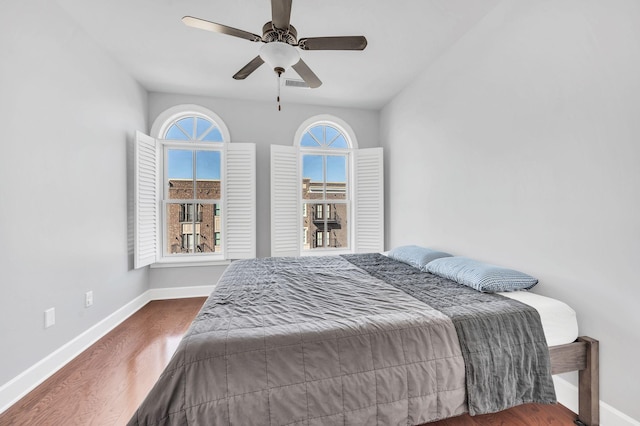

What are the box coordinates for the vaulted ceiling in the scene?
[56,0,500,109]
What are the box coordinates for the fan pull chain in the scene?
[277,73,281,111]
[274,66,285,111]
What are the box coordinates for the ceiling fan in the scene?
[182,0,368,90]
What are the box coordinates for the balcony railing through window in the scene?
[311,205,341,225]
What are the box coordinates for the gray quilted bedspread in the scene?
[129,254,554,426]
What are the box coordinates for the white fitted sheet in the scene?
[500,291,579,346]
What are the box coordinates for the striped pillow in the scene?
[426,256,538,292]
[388,245,452,271]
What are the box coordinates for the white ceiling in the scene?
[55,0,500,110]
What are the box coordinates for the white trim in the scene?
[160,140,227,150]
[150,259,230,268]
[146,285,215,300]
[553,376,640,426]
[300,249,353,257]
[0,285,216,416]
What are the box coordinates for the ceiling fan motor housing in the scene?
[262,22,298,45]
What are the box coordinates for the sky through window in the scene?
[301,124,349,183]
[164,116,223,180]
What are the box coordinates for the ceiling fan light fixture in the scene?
[259,42,300,74]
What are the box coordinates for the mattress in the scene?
[500,290,578,347]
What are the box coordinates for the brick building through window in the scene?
[166,179,221,254]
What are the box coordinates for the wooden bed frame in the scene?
[549,336,599,426]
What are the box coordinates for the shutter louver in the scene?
[271,145,300,257]
[354,148,384,253]
[224,143,256,259]
[134,131,158,268]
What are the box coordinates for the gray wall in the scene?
[0,1,149,385]
[147,93,380,288]
[380,0,640,420]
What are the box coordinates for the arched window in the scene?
[296,117,355,251]
[151,104,230,142]
[135,105,255,268]
[294,115,358,149]
[270,114,382,257]
[299,124,350,149]
[164,116,223,142]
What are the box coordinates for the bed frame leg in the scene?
[577,336,599,426]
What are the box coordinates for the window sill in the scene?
[301,249,352,257]
[150,258,231,269]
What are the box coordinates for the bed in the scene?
[128,253,599,426]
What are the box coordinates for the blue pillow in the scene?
[387,245,452,271]
[426,256,538,292]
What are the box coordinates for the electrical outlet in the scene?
[85,291,93,308]
[45,308,55,328]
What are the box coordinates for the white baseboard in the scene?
[0,285,213,415]
[554,376,640,426]
[147,285,215,301]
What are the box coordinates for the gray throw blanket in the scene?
[342,253,556,415]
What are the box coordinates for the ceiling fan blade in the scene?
[292,59,322,88]
[271,0,292,30]
[182,16,262,42]
[298,36,368,51]
[233,56,265,80]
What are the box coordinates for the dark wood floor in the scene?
[426,403,577,426]
[0,297,579,425]
[0,298,205,426]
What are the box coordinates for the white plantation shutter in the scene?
[224,143,256,259]
[271,145,300,257]
[354,147,384,253]
[134,131,159,268]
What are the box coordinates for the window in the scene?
[163,114,222,257]
[164,153,220,256]
[301,123,350,251]
[270,114,384,257]
[164,116,224,142]
[134,105,256,268]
